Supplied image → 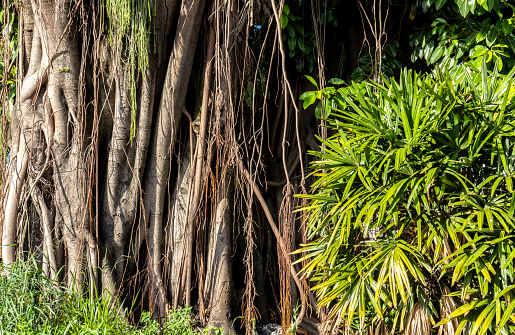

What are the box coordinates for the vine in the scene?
[102,0,156,140]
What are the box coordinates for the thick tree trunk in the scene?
[185,25,215,307]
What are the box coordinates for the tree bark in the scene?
[204,173,236,334]
[99,52,155,296]
[166,131,195,307]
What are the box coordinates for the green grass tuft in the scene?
[0,259,224,334]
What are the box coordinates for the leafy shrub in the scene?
[298,61,515,334]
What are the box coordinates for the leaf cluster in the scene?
[280,4,316,73]
[351,0,515,82]
[0,2,17,121]
[409,4,515,72]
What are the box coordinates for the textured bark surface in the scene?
[166,134,194,307]
[204,174,235,334]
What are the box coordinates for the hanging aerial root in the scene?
[30,184,57,280]
[278,183,293,332]
[236,156,307,326]
[243,210,258,333]
[2,132,30,264]
[185,26,216,307]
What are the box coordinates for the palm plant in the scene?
[297,60,515,334]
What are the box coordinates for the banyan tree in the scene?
[0,0,410,333]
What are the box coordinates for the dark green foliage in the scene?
[281,3,316,73]
[409,2,515,72]
[351,0,515,82]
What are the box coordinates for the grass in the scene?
[0,258,223,334]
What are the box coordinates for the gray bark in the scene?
[165,130,195,307]
[99,53,155,296]
[205,176,236,334]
